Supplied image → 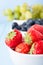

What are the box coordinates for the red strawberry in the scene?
[15,42,30,54]
[33,24,43,34]
[25,28,43,45]
[30,40,43,54]
[5,29,22,49]
[28,24,43,34]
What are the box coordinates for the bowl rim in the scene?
[13,20,27,22]
[13,20,27,21]
[7,45,43,56]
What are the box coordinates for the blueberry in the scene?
[26,19,35,26]
[12,22,18,29]
[21,22,27,27]
[16,25,21,30]
[21,22,27,31]
[21,25,27,31]
[40,19,43,25]
[34,19,40,24]
[26,19,35,30]
[27,25,31,30]
[12,22,21,30]
[26,19,41,30]
[26,19,40,26]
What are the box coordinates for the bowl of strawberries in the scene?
[5,24,43,65]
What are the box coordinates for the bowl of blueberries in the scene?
[12,19,43,32]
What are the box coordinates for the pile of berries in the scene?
[12,19,43,31]
[5,24,43,54]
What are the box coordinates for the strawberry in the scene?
[30,40,43,54]
[5,29,22,49]
[15,42,30,54]
[33,24,43,34]
[28,24,43,34]
[24,28,43,45]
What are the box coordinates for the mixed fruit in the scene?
[4,3,43,21]
[4,3,43,54]
[5,23,43,54]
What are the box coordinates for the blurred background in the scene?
[0,0,43,65]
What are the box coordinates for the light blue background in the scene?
[0,0,43,65]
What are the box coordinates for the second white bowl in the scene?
[13,20,27,25]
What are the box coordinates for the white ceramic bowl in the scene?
[7,46,43,65]
[13,20,27,25]
[6,29,43,65]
